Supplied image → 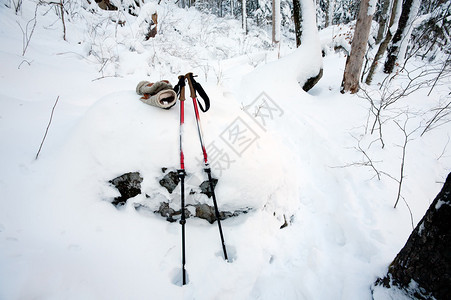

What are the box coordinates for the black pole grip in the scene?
[174,75,186,100]
[185,72,210,112]
[194,81,210,112]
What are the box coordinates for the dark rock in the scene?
[151,201,251,224]
[109,172,143,207]
[159,171,180,194]
[194,203,248,224]
[110,169,251,224]
[374,172,451,300]
[195,204,217,224]
[302,68,323,92]
[199,178,218,198]
[156,202,191,223]
[157,202,176,222]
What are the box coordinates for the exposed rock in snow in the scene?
[159,169,180,194]
[110,170,251,223]
[109,172,143,206]
[199,178,218,198]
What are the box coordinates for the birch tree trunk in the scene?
[272,0,281,44]
[340,0,374,94]
[242,0,247,34]
[375,0,392,43]
[231,0,234,17]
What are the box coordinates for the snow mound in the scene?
[50,89,299,216]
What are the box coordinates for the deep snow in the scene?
[0,1,450,299]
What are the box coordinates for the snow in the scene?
[368,0,377,16]
[130,2,159,38]
[435,199,449,210]
[0,1,450,299]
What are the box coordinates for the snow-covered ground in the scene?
[0,1,449,299]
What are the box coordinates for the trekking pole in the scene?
[174,75,187,285]
[185,72,228,261]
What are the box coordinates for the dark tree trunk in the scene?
[374,172,451,299]
[324,0,330,28]
[384,0,416,73]
[303,68,323,91]
[293,0,302,47]
[366,0,400,84]
[340,0,374,94]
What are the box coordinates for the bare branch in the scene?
[401,195,415,230]
[18,3,39,56]
[392,117,420,208]
[18,59,33,69]
[421,100,451,136]
[330,135,383,180]
[437,134,450,161]
[36,96,60,160]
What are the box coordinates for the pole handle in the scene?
[185,72,210,112]
[185,72,197,99]
[176,75,186,101]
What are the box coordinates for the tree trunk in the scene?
[218,0,223,17]
[242,0,247,34]
[272,0,281,44]
[365,0,400,84]
[293,0,302,47]
[383,0,419,74]
[230,0,234,17]
[340,0,374,94]
[375,0,392,43]
[326,0,335,27]
[374,173,451,299]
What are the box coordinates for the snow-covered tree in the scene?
[316,0,334,28]
[409,1,451,61]
[242,0,248,33]
[384,0,421,73]
[375,0,392,43]
[365,0,401,84]
[332,0,359,24]
[272,0,281,44]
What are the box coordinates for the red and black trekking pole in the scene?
[174,75,187,285]
[173,73,228,286]
[185,72,228,262]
